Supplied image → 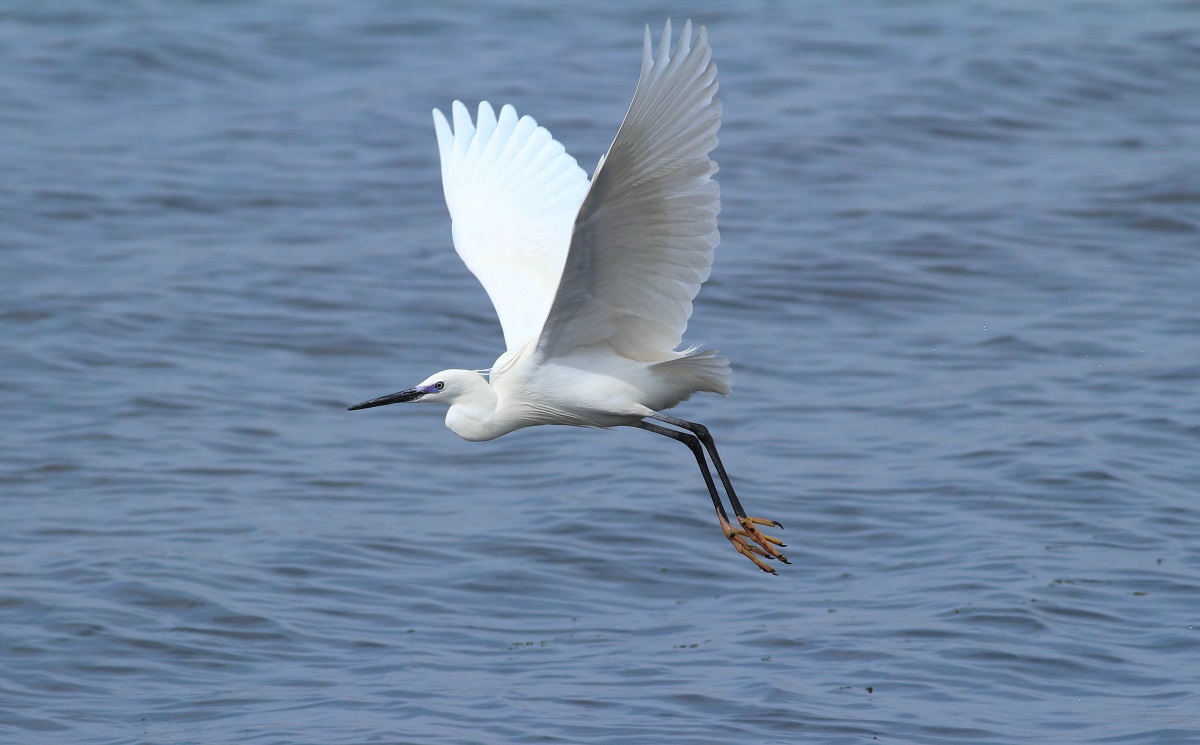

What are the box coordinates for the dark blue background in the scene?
[3,2,1198,742]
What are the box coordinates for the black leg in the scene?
[649,413,779,527]
[634,420,782,573]
[635,421,729,523]
[647,413,789,566]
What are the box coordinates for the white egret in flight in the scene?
[350,20,787,573]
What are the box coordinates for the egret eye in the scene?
[434,381,445,391]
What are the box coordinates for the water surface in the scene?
[3,2,1199,743]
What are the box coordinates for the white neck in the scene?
[443,373,501,442]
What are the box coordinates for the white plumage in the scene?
[351,20,787,573]
[432,100,589,354]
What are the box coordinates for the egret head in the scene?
[347,369,487,410]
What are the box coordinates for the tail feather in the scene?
[651,349,732,398]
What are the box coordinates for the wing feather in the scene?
[433,101,590,352]
[537,20,721,362]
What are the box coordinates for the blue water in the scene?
[3,2,1199,743]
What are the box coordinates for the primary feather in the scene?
[538,19,721,363]
[433,101,590,353]
[434,20,721,368]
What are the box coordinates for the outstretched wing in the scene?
[433,101,590,353]
[537,20,721,362]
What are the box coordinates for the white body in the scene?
[432,343,729,442]
[393,20,730,441]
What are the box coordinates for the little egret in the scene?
[350,20,787,573]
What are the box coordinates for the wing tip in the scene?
[642,18,714,81]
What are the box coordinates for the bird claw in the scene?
[740,515,790,565]
[741,516,787,547]
[721,515,789,573]
[742,515,784,531]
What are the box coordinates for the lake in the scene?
[2,2,1198,743]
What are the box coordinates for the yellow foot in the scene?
[740,516,789,564]
[720,514,788,574]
